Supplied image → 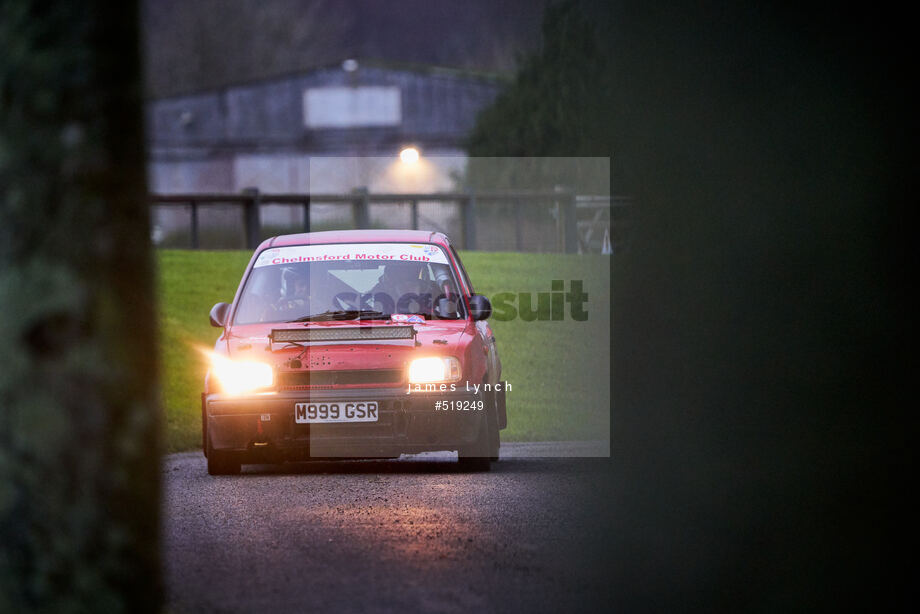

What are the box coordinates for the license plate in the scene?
[294,401,379,424]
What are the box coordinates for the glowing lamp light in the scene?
[210,353,274,395]
[399,146,420,164]
[408,356,461,384]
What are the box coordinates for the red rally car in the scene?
[202,230,507,474]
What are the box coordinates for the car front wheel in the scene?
[206,433,241,475]
[458,403,499,471]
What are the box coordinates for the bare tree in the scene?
[142,0,354,97]
[141,0,543,98]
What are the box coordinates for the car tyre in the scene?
[457,455,491,472]
[488,402,501,462]
[458,404,499,471]
[207,433,241,475]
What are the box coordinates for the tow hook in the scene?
[254,415,269,446]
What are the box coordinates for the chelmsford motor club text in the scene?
[271,253,432,264]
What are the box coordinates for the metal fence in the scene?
[149,189,632,253]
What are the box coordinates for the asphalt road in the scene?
[163,443,616,613]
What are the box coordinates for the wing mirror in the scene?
[468,294,492,321]
[209,302,230,327]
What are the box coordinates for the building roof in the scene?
[147,61,503,155]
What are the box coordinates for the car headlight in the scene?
[211,355,274,395]
[408,356,462,384]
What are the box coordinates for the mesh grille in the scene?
[277,369,405,388]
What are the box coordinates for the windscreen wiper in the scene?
[354,310,391,320]
[287,310,389,322]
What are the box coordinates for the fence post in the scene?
[353,187,369,229]
[514,199,523,251]
[189,201,199,249]
[242,187,261,249]
[562,190,578,254]
[464,193,477,250]
[410,199,419,230]
[303,196,311,233]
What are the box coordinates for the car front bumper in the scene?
[204,385,505,460]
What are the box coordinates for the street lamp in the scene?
[399,146,420,164]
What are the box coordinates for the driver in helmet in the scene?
[278,267,311,313]
[370,262,435,315]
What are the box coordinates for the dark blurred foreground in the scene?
[0,2,160,612]
[610,3,911,610]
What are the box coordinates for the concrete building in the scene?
[146,59,505,195]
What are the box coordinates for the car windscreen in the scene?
[233,242,466,325]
